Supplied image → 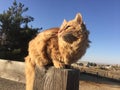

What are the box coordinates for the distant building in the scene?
[77,61,88,66]
[99,65,112,70]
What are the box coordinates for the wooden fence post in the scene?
[33,66,79,90]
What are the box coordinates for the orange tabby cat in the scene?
[25,13,90,90]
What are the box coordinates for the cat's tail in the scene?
[25,56,35,90]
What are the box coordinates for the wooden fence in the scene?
[33,66,80,90]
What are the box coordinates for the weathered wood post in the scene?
[33,66,79,90]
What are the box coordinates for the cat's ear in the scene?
[60,19,67,29]
[74,13,82,24]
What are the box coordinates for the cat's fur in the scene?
[25,13,90,90]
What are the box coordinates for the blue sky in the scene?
[0,0,120,64]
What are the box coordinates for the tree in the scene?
[0,0,41,61]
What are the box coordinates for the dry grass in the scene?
[80,80,120,90]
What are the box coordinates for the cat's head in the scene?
[58,13,90,45]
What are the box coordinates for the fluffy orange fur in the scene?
[25,13,90,90]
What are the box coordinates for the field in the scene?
[73,62,120,90]
[72,62,120,81]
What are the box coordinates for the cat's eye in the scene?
[65,25,71,29]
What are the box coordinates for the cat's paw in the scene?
[53,62,65,69]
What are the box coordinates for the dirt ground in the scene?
[79,73,120,90]
[80,80,120,90]
[0,77,25,90]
